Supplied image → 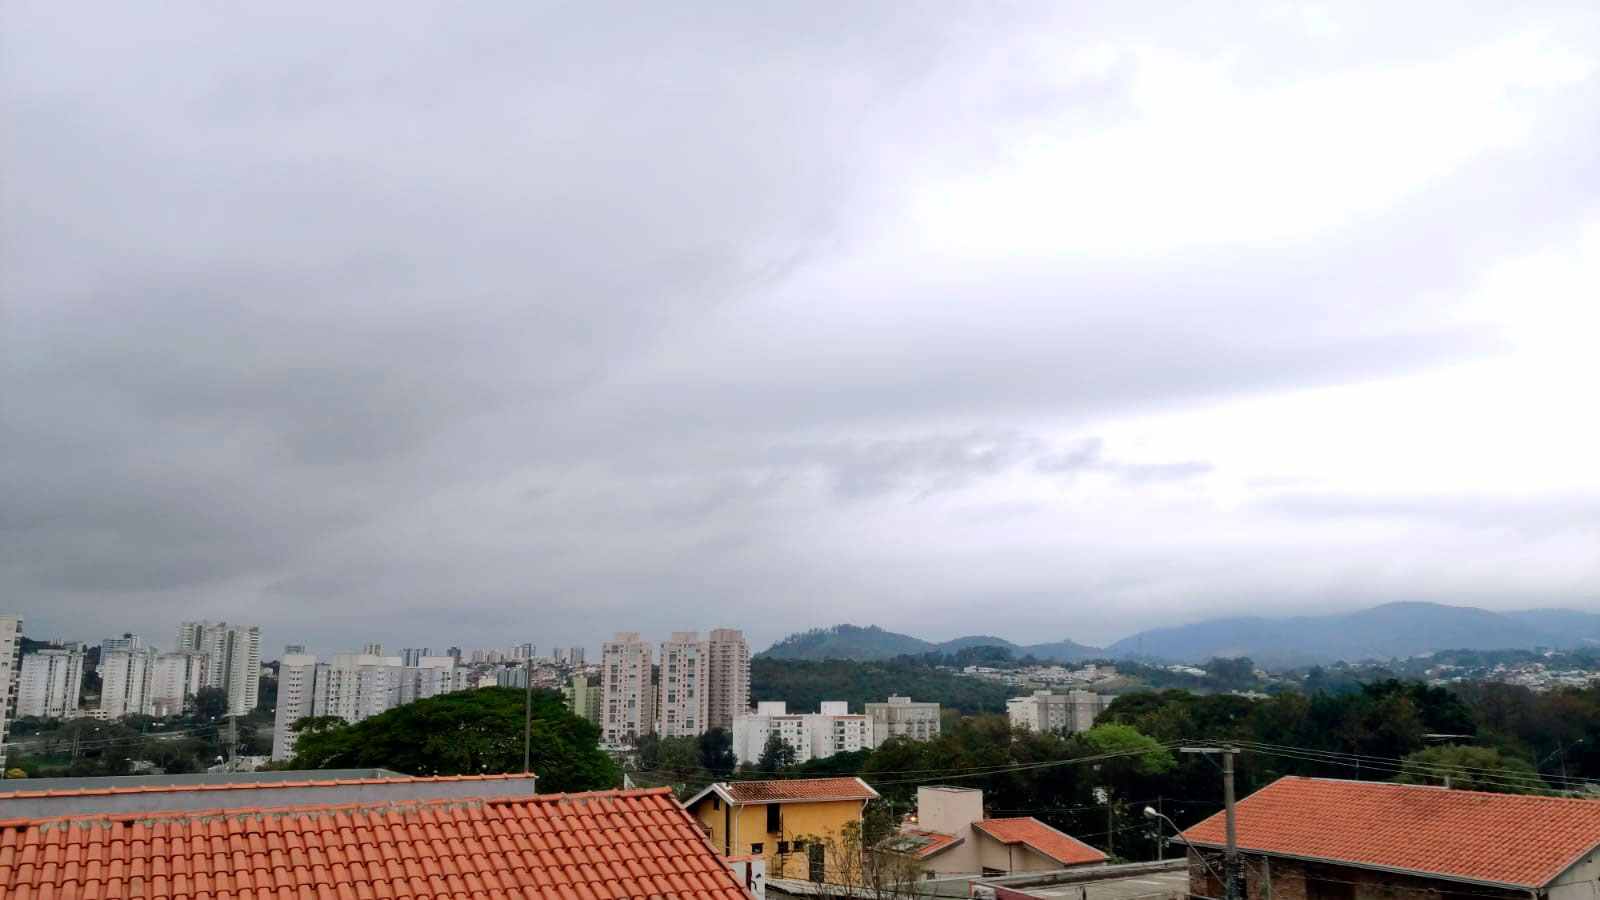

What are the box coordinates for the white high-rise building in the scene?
[176,621,261,716]
[16,647,85,719]
[0,616,23,768]
[657,632,708,738]
[99,648,157,718]
[731,700,868,765]
[271,651,320,760]
[1005,690,1111,734]
[600,632,654,746]
[864,695,941,747]
[705,628,749,732]
[101,633,143,654]
[148,651,209,717]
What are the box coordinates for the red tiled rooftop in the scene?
[717,777,879,804]
[0,786,752,900]
[974,818,1108,867]
[881,828,963,860]
[1181,776,1600,889]
[0,773,534,801]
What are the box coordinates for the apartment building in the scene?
[99,647,156,718]
[148,651,208,717]
[175,621,261,716]
[1006,689,1112,734]
[732,701,868,765]
[600,632,654,746]
[269,650,469,760]
[271,651,319,760]
[657,632,709,738]
[0,616,22,769]
[16,646,85,719]
[864,695,941,747]
[563,674,602,722]
[706,628,749,731]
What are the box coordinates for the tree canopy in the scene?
[290,688,618,792]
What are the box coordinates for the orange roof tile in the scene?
[713,778,879,805]
[880,828,964,859]
[0,774,535,801]
[1181,777,1600,889]
[973,818,1108,867]
[0,787,751,900]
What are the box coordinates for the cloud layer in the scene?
[4,1,1598,655]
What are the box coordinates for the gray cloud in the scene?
[4,0,1599,653]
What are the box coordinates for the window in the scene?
[711,796,720,810]
[750,843,764,854]
[777,841,789,854]
[808,843,825,882]
[766,804,781,833]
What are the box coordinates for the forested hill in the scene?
[759,624,1101,663]
[750,657,1013,714]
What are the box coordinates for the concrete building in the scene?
[99,647,156,718]
[1182,777,1600,900]
[657,632,709,738]
[148,651,208,717]
[272,651,319,760]
[684,777,879,883]
[600,632,654,746]
[564,674,602,722]
[0,615,22,769]
[100,633,143,654]
[884,786,1107,876]
[1006,690,1112,734]
[176,621,261,716]
[706,628,750,732]
[732,701,867,766]
[864,695,941,747]
[16,646,85,719]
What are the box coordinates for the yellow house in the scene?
[683,776,879,882]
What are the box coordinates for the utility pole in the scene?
[1155,797,1164,861]
[523,656,533,775]
[1182,746,1242,900]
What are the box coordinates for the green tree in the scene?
[193,687,229,720]
[291,688,618,791]
[758,732,798,774]
[1397,745,1544,794]
[698,728,737,778]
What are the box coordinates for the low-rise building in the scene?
[1006,689,1112,734]
[864,695,940,747]
[883,786,1107,877]
[684,776,879,884]
[732,701,868,765]
[1181,776,1600,900]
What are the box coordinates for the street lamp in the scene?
[1143,807,1224,887]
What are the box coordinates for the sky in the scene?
[4,2,1598,658]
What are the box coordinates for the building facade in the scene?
[657,632,709,738]
[885,786,1107,876]
[684,777,879,884]
[269,650,469,761]
[732,701,868,765]
[564,674,602,722]
[1006,690,1112,734]
[148,651,208,717]
[600,632,654,746]
[16,646,85,720]
[176,621,262,716]
[99,647,156,718]
[706,628,750,732]
[271,651,320,760]
[0,616,22,769]
[864,695,941,747]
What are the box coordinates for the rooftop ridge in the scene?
[0,771,537,801]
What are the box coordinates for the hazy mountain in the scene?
[760,626,1102,663]
[762,602,1600,667]
[1106,601,1570,666]
[760,625,935,660]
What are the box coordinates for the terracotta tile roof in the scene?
[880,829,963,859]
[717,778,879,805]
[0,786,752,900]
[0,773,533,801]
[1181,776,1600,889]
[973,818,1108,867]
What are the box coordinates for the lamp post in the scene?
[1143,807,1224,890]
[1181,746,1241,900]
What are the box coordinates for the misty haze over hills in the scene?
[759,602,1600,667]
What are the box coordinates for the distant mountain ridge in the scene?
[759,603,1600,667]
[759,624,1100,664]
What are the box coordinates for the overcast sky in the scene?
[4,2,1598,658]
